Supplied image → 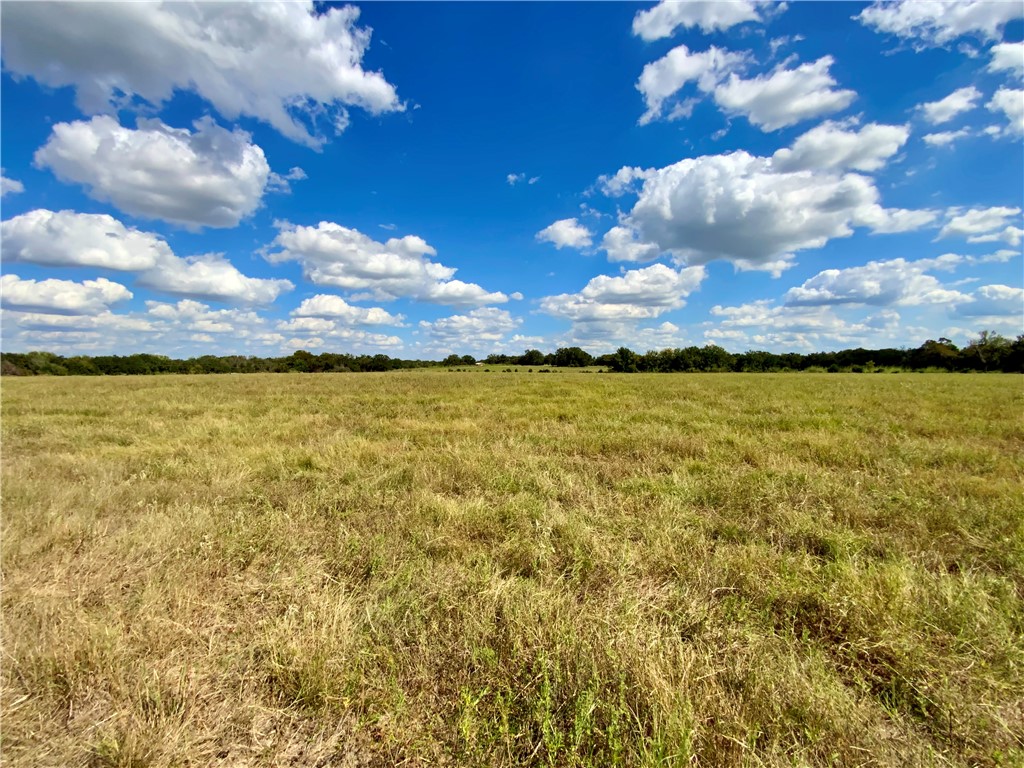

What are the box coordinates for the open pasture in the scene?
[2,372,1022,766]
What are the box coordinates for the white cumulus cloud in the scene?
[604,150,936,275]
[1,274,133,315]
[2,209,292,303]
[0,0,403,148]
[633,0,768,40]
[988,41,1024,78]
[917,86,981,125]
[712,56,856,131]
[923,128,972,146]
[266,221,507,306]
[782,257,971,307]
[940,206,1023,244]
[857,1,1023,47]
[637,45,748,124]
[536,218,593,249]
[419,307,521,347]
[1,174,24,197]
[540,264,705,322]
[291,294,404,326]
[35,116,271,229]
[771,120,909,172]
[987,88,1024,135]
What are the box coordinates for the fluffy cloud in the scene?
[951,284,1024,318]
[857,1,1023,47]
[2,209,172,270]
[291,294,404,326]
[136,253,292,304]
[636,46,855,132]
[1,174,24,197]
[1,209,292,303]
[0,274,133,315]
[987,88,1024,135]
[605,150,936,274]
[540,264,705,322]
[595,166,655,197]
[632,0,767,40]
[601,226,662,263]
[988,42,1024,78]
[923,129,971,146]
[782,257,971,307]
[419,307,521,348]
[35,116,270,228]
[536,218,593,249]
[939,206,1023,244]
[267,167,307,194]
[637,45,748,124]
[772,120,909,172]
[266,221,507,306]
[713,57,856,130]
[706,300,905,350]
[0,1,402,148]
[917,86,981,125]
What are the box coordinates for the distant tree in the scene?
[460,354,477,366]
[609,346,638,373]
[518,349,545,366]
[442,354,463,367]
[964,331,1011,371]
[553,346,594,367]
[908,338,959,370]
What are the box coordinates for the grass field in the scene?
[2,371,1022,767]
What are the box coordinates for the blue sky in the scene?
[2,0,1022,359]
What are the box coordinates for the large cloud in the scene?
[939,206,1023,245]
[989,42,1024,78]
[987,88,1024,135]
[637,48,854,131]
[857,1,1023,47]
[917,86,981,125]
[0,1,402,148]
[2,209,172,270]
[603,150,936,274]
[782,257,971,307]
[266,221,508,306]
[0,274,132,315]
[419,307,521,348]
[1,209,292,303]
[771,120,909,172]
[540,264,705,322]
[706,300,905,350]
[951,284,1024,318]
[637,45,748,124]
[35,116,270,228]
[712,56,856,131]
[536,218,593,249]
[291,294,404,326]
[632,0,768,40]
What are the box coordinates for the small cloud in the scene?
[507,172,525,185]
[378,223,398,231]
[528,176,540,184]
[536,218,593,250]
[510,292,524,301]
[1,173,24,197]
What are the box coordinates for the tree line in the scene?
[2,331,1021,376]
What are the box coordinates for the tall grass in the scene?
[2,372,1022,766]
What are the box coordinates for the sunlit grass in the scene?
[2,371,1022,766]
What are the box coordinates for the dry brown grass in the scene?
[2,371,1022,766]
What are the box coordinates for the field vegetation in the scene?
[2,371,1022,766]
